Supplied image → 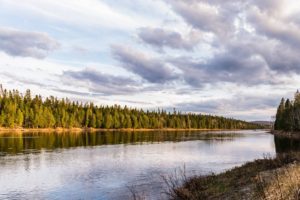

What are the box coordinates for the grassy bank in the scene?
[167,153,300,200]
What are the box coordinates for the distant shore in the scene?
[0,127,260,133]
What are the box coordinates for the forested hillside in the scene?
[274,90,300,132]
[0,88,261,129]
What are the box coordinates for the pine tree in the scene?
[104,113,112,129]
[15,109,24,127]
[274,98,285,130]
[283,99,293,131]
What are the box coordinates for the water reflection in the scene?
[274,135,300,153]
[0,131,240,155]
[0,130,275,200]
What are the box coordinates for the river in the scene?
[0,130,282,199]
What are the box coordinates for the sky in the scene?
[0,0,300,121]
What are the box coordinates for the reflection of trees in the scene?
[274,136,300,153]
[0,131,240,155]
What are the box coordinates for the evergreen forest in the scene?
[274,90,300,132]
[0,87,262,129]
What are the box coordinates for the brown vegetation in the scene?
[166,153,300,200]
[257,163,300,200]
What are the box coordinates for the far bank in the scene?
[0,127,266,133]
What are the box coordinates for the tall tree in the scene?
[274,98,285,130]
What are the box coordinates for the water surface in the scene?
[0,130,276,199]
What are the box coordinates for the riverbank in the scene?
[271,130,300,139]
[168,153,300,200]
[0,127,254,133]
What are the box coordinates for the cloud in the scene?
[169,38,273,87]
[164,0,285,39]
[164,0,239,38]
[0,71,48,87]
[138,27,200,50]
[250,0,284,14]
[250,37,300,74]
[0,27,60,59]
[164,0,300,48]
[173,94,280,120]
[247,7,300,47]
[111,45,179,83]
[160,0,300,87]
[62,67,142,95]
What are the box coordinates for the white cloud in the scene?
[1,0,154,31]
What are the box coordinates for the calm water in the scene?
[0,130,280,199]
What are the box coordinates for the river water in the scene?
[0,130,281,199]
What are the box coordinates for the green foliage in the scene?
[15,109,24,127]
[104,112,112,129]
[0,88,261,129]
[274,90,300,131]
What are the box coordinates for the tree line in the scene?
[0,88,261,129]
[274,90,300,131]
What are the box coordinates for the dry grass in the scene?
[256,164,300,200]
[166,153,300,200]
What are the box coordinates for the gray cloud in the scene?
[111,45,178,83]
[164,0,300,50]
[251,38,300,74]
[104,0,300,90]
[0,27,59,59]
[173,94,280,120]
[169,39,273,87]
[165,0,241,38]
[165,0,284,38]
[250,0,283,14]
[62,68,142,95]
[157,0,300,87]
[138,27,199,50]
[246,7,300,50]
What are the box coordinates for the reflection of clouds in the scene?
[0,130,276,199]
[0,151,64,199]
